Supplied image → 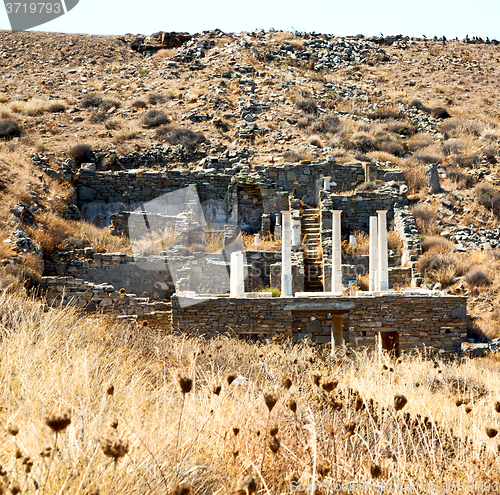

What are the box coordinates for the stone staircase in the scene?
[301,209,324,292]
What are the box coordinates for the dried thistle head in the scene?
[100,436,130,459]
[177,375,193,394]
[394,395,408,412]
[233,427,240,437]
[212,384,222,396]
[355,394,365,412]
[9,481,21,495]
[343,420,356,439]
[235,474,257,495]
[39,446,53,458]
[110,419,119,430]
[263,392,277,412]
[15,447,23,459]
[486,427,498,439]
[269,436,280,454]
[226,373,237,386]
[281,377,292,390]
[312,374,321,387]
[45,410,71,433]
[171,482,191,495]
[270,426,279,437]
[321,379,338,393]
[141,320,149,328]
[370,463,382,479]
[317,458,331,477]
[494,401,500,413]
[455,399,463,407]
[329,399,343,411]
[105,383,115,396]
[21,456,33,474]
[286,398,297,414]
[6,424,19,437]
[465,406,472,414]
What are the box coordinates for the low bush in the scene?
[411,204,439,235]
[449,153,482,168]
[282,149,307,161]
[105,119,122,130]
[160,127,206,149]
[68,144,95,166]
[89,112,109,124]
[131,99,148,109]
[367,107,401,120]
[0,119,22,139]
[311,115,340,134]
[47,101,66,113]
[441,139,466,155]
[80,95,103,109]
[143,110,170,127]
[296,98,318,115]
[307,135,322,147]
[147,93,166,105]
[414,152,443,164]
[475,184,500,216]
[421,236,455,253]
[464,268,491,288]
[99,99,120,112]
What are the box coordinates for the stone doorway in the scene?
[379,331,400,358]
[237,184,263,233]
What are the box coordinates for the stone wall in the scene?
[394,206,423,286]
[76,159,365,227]
[269,249,305,294]
[171,293,468,355]
[44,248,282,299]
[40,276,171,319]
[320,188,408,234]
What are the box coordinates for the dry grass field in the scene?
[0,292,499,494]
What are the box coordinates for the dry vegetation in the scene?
[0,291,499,494]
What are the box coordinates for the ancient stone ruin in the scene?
[40,153,468,357]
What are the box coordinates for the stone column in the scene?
[230,251,245,297]
[331,312,344,355]
[274,213,281,241]
[377,210,389,292]
[281,211,292,297]
[292,213,301,247]
[254,234,260,247]
[369,216,378,293]
[332,210,343,294]
[323,177,331,191]
[349,234,357,247]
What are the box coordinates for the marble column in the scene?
[254,234,260,247]
[323,176,331,191]
[332,210,343,294]
[274,213,281,241]
[349,234,357,247]
[369,216,378,292]
[292,213,301,247]
[230,251,245,297]
[281,211,292,297]
[377,210,389,292]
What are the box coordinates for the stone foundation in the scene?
[171,294,468,356]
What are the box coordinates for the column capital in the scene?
[332,210,342,215]
[281,211,291,217]
[376,210,388,215]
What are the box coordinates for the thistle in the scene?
[394,395,408,412]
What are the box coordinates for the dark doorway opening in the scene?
[380,331,400,358]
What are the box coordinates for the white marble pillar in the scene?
[323,177,331,191]
[369,216,378,293]
[281,211,292,297]
[377,210,389,292]
[332,210,343,294]
[275,213,281,241]
[230,251,245,297]
[254,234,260,247]
[292,214,301,247]
[349,234,357,247]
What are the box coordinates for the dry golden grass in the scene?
[242,233,280,251]
[156,48,178,58]
[0,291,499,494]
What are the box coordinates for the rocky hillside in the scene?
[1,29,500,337]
